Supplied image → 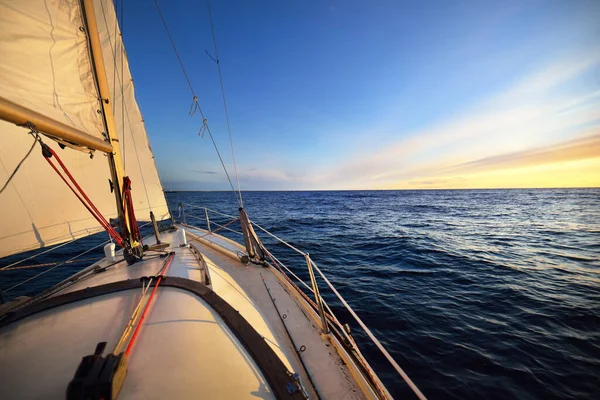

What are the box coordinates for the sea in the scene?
[1,189,599,399]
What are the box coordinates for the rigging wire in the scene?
[204,124,241,205]
[2,239,111,293]
[0,257,101,271]
[152,0,241,207]
[0,236,78,271]
[0,132,39,196]
[152,0,196,98]
[206,0,243,207]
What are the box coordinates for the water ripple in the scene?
[3,189,598,399]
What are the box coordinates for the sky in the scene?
[120,0,600,190]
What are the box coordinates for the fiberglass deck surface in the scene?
[0,227,367,399]
[183,226,366,400]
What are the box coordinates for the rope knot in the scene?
[189,96,200,116]
[198,118,208,138]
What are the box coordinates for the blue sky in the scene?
[121,0,600,190]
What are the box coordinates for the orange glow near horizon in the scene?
[386,158,600,190]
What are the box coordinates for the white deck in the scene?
[0,227,372,399]
[0,288,274,399]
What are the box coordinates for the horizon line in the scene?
[163,186,599,193]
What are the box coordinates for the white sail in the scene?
[0,1,107,142]
[94,0,171,222]
[0,0,118,259]
[0,0,169,259]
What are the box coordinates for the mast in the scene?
[81,0,141,260]
[0,0,169,259]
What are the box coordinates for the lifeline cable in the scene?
[2,239,111,293]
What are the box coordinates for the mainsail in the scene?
[0,0,169,259]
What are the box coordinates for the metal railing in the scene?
[0,220,157,302]
[177,202,427,400]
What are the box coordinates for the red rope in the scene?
[121,176,142,245]
[43,145,124,247]
[125,252,175,356]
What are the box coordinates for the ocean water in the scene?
[2,189,599,399]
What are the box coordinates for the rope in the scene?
[181,221,366,381]
[178,203,237,219]
[310,259,427,400]
[152,0,241,207]
[121,176,142,246]
[204,122,241,205]
[180,221,245,256]
[188,218,240,239]
[0,238,77,271]
[251,220,307,256]
[153,0,195,98]
[116,252,175,355]
[206,0,243,207]
[236,218,422,398]
[209,220,243,236]
[115,251,175,355]
[184,214,243,235]
[0,131,39,196]
[41,143,124,247]
[260,244,349,340]
[2,239,109,293]
[0,257,100,271]
[1,220,152,272]
[113,277,153,354]
[125,251,175,356]
[260,244,391,399]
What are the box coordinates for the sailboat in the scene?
[0,1,426,399]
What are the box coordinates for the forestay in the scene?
[0,0,169,259]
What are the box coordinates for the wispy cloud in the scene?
[446,132,600,174]
[200,51,600,190]
[191,169,219,175]
[409,177,466,187]
[316,51,600,189]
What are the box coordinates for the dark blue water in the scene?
[2,189,599,399]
